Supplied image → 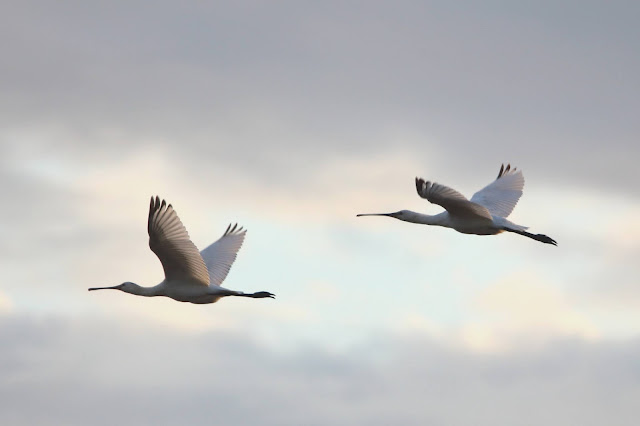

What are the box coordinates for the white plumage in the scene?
[358,164,557,245]
[470,164,525,218]
[89,196,275,303]
[200,223,247,287]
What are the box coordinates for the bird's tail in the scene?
[494,217,528,232]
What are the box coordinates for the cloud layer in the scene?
[1,314,639,426]
[1,2,639,425]
[3,1,640,192]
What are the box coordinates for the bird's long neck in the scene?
[402,211,449,226]
[125,284,162,297]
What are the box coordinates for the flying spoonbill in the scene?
[357,164,557,245]
[88,196,275,303]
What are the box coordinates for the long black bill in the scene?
[88,285,120,291]
[356,213,393,217]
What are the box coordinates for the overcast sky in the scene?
[1,1,639,425]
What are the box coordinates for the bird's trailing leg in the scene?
[238,291,275,299]
[503,228,557,246]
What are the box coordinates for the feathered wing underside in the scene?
[148,196,210,286]
[415,178,493,220]
[470,164,524,218]
[199,223,246,287]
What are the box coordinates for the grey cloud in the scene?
[579,243,640,310]
[1,1,639,194]
[2,5,637,424]
[1,314,639,426]
[0,165,83,259]
[0,164,139,300]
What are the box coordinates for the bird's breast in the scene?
[450,216,499,235]
[161,281,216,304]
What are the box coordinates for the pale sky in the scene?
[1,1,639,425]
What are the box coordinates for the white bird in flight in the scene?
[357,164,557,245]
[89,196,275,303]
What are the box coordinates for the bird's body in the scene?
[89,197,275,303]
[357,164,557,245]
[114,281,245,304]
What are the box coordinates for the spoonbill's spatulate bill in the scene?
[357,164,557,246]
[88,196,275,303]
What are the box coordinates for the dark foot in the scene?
[537,234,557,246]
[252,291,275,299]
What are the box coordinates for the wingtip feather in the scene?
[497,163,521,179]
[223,222,247,237]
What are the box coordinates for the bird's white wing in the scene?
[199,223,246,287]
[415,178,493,220]
[148,196,210,286]
[470,164,524,218]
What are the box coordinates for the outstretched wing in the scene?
[470,164,524,218]
[415,178,492,220]
[199,223,246,287]
[148,196,210,286]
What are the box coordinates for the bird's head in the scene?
[88,281,140,294]
[356,210,409,220]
